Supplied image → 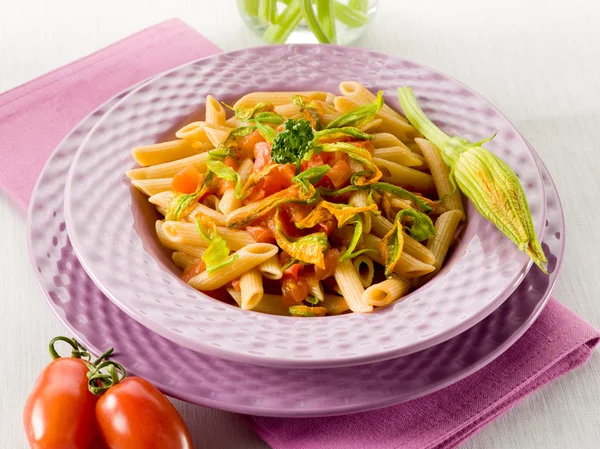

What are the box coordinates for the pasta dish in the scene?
[127,81,465,317]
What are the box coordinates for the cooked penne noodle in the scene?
[373,133,423,156]
[225,116,243,128]
[172,252,200,270]
[363,276,411,307]
[348,158,364,173]
[333,258,372,313]
[369,215,436,265]
[155,221,206,259]
[205,95,226,126]
[132,140,207,167]
[132,178,173,197]
[274,103,301,118]
[148,191,227,226]
[349,190,372,233]
[202,194,220,211]
[233,91,328,109]
[306,276,325,301]
[426,210,463,274]
[189,243,278,290]
[339,81,408,124]
[359,232,436,278]
[257,255,283,280]
[126,153,208,180]
[175,122,211,143]
[321,294,350,315]
[335,87,421,142]
[227,289,290,316]
[416,138,465,220]
[240,268,264,310]
[161,221,254,250]
[325,92,336,104]
[353,255,374,288]
[373,147,426,168]
[374,158,436,193]
[218,189,241,216]
[204,126,230,147]
[358,118,382,132]
[237,158,255,185]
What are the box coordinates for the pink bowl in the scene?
[63,45,546,368]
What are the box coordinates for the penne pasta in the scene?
[240,268,264,310]
[274,103,301,118]
[175,121,211,143]
[189,243,278,290]
[373,133,423,156]
[370,215,436,265]
[416,138,465,220]
[353,255,375,288]
[349,190,372,233]
[358,118,382,132]
[233,91,328,109]
[426,210,463,274]
[225,116,243,128]
[373,147,426,169]
[126,153,208,180]
[155,220,206,259]
[227,289,290,316]
[204,126,230,147]
[148,191,227,226]
[202,194,220,211]
[374,157,436,193]
[306,276,325,301]
[257,255,283,280]
[218,189,241,216]
[172,251,200,270]
[339,81,408,124]
[132,178,173,197]
[363,276,411,307]
[321,294,350,315]
[205,95,226,126]
[132,139,207,167]
[161,221,255,250]
[333,258,371,313]
[237,158,255,186]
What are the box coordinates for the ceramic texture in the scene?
[63,45,546,368]
[28,80,563,416]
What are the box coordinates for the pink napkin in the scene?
[0,18,220,208]
[246,300,599,449]
[1,19,598,449]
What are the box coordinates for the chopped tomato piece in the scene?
[246,226,275,244]
[254,141,273,171]
[231,277,241,292]
[316,217,337,236]
[327,160,353,189]
[181,260,206,282]
[270,207,301,237]
[283,263,303,280]
[224,155,238,169]
[263,164,295,196]
[172,165,202,194]
[285,203,313,223]
[239,130,265,158]
[242,180,266,205]
[315,248,341,280]
[324,151,348,165]
[282,276,310,306]
[348,140,374,152]
[217,178,235,196]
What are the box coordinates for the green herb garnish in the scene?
[271,118,315,173]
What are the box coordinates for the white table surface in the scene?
[2,0,600,447]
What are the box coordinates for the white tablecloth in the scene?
[1,0,599,447]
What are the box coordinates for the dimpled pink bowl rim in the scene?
[64,45,546,368]
[28,79,563,416]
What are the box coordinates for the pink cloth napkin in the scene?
[0,18,220,208]
[1,18,598,449]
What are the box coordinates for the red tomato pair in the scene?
[23,336,193,449]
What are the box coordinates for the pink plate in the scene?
[28,81,563,417]
[63,45,546,368]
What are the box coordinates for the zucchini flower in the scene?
[397,87,548,273]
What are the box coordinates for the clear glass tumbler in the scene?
[237,0,378,45]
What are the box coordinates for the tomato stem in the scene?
[49,336,91,361]
[87,359,127,396]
